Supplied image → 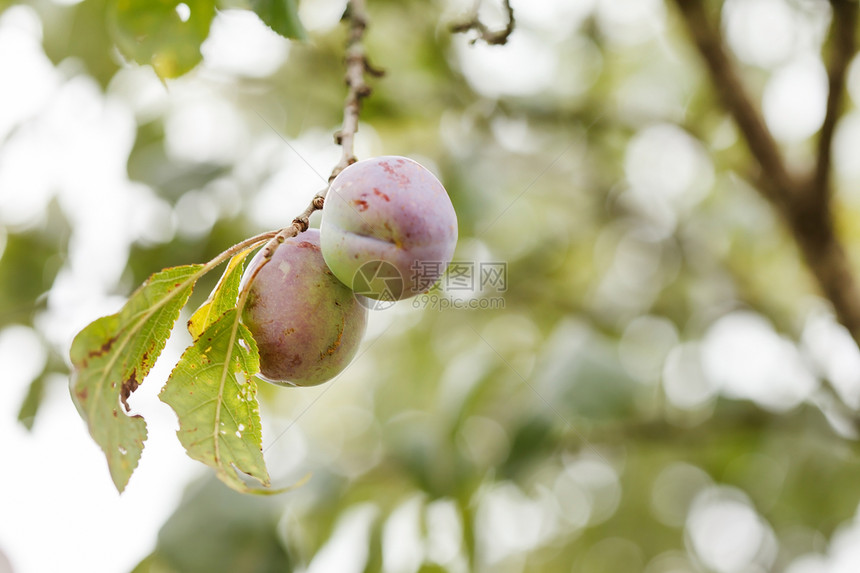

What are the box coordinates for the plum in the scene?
[320,156,458,301]
[241,229,368,386]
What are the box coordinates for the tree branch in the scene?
[450,0,515,46]
[813,0,858,200]
[672,0,860,409]
[672,0,799,208]
[255,0,378,263]
[330,0,381,181]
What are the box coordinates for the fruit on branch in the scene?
[241,229,368,386]
[320,156,458,301]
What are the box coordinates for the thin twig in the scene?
[252,0,378,270]
[812,0,858,200]
[331,0,381,181]
[450,0,515,46]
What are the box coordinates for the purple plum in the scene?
[320,156,458,301]
[241,229,368,386]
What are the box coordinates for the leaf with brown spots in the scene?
[160,308,272,493]
[69,264,205,492]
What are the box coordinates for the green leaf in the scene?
[160,308,271,492]
[18,368,50,430]
[70,264,205,492]
[133,476,294,573]
[42,0,119,88]
[108,0,215,79]
[188,248,253,339]
[17,372,46,431]
[250,0,306,40]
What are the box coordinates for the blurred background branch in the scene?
[673,0,860,357]
[814,0,857,199]
[450,0,515,46]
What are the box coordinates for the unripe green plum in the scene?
[241,229,367,386]
[320,156,458,301]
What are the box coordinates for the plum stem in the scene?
[201,231,280,275]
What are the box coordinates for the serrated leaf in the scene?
[188,248,253,339]
[251,0,306,40]
[160,308,270,492]
[108,0,215,79]
[70,264,205,492]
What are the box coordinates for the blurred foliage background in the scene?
[4,0,860,572]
